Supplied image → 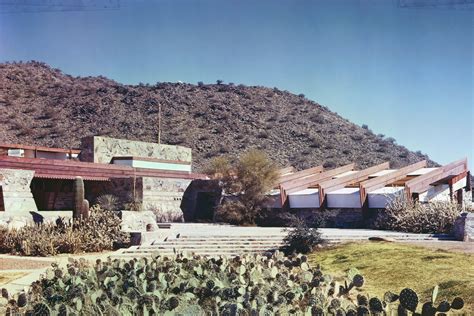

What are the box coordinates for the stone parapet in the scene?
[80,136,192,164]
[0,168,37,214]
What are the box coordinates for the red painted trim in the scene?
[111,156,191,165]
[0,156,207,180]
[0,143,81,154]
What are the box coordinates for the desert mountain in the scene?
[0,61,434,171]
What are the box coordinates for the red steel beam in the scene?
[405,158,468,198]
[278,166,296,176]
[359,160,427,206]
[0,156,206,180]
[279,163,355,208]
[277,165,324,184]
[319,162,390,206]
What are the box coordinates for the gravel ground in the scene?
[0,257,53,270]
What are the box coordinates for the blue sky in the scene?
[0,0,472,165]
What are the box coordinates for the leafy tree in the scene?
[206,149,279,225]
[216,79,223,85]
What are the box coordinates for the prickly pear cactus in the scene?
[399,288,418,312]
[0,253,466,315]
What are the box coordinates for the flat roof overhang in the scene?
[0,143,81,155]
[0,156,207,181]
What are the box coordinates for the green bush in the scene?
[0,205,129,256]
[282,219,324,255]
[375,193,462,234]
[0,253,465,315]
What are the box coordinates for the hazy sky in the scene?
[0,0,472,165]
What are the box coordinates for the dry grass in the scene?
[309,242,474,313]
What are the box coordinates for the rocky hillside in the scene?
[0,61,434,171]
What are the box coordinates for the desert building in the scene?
[0,136,206,224]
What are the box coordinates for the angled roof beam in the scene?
[277,165,324,185]
[405,158,468,198]
[279,163,355,207]
[319,162,390,206]
[278,166,296,177]
[359,160,427,206]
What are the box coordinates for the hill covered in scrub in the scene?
[0,61,435,171]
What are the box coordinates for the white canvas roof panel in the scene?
[326,187,361,208]
[369,169,397,177]
[290,188,319,195]
[368,186,404,208]
[407,167,438,176]
[333,170,358,178]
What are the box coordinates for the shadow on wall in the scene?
[180,179,221,222]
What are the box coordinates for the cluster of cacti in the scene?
[381,285,465,316]
[73,177,90,219]
[0,252,466,315]
[0,206,129,256]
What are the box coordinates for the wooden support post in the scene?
[457,189,463,205]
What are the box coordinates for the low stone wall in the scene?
[0,168,37,214]
[80,136,192,164]
[291,208,367,228]
[142,177,192,222]
[454,212,474,242]
[119,210,157,232]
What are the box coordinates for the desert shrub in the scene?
[96,194,119,212]
[2,252,464,315]
[375,193,462,234]
[0,206,129,256]
[206,149,279,225]
[309,137,321,148]
[323,160,336,168]
[124,193,143,212]
[150,207,184,223]
[282,219,324,255]
[362,124,369,129]
[310,113,325,124]
[214,199,247,225]
[256,130,269,139]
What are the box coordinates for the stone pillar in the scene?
[0,168,37,215]
[454,212,474,242]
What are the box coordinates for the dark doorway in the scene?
[194,192,218,221]
[0,186,4,212]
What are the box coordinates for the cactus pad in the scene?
[399,288,418,312]
[369,297,383,313]
[451,297,464,310]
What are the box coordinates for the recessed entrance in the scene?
[194,192,218,221]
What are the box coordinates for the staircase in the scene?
[111,224,456,259]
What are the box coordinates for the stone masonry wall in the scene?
[0,168,37,214]
[80,136,192,164]
[141,177,192,222]
[85,177,143,210]
[454,212,474,242]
